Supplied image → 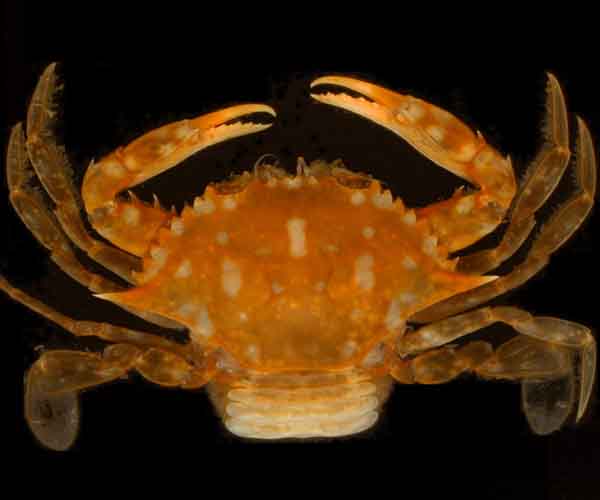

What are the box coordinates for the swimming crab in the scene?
[2,64,596,450]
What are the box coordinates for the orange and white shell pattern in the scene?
[100,163,494,373]
[4,65,596,446]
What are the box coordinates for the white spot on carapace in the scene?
[239,312,248,322]
[216,231,229,246]
[402,210,416,225]
[427,125,445,143]
[222,197,237,210]
[402,256,417,270]
[422,235,438,257]
[385,299,405,332]
[372,191,393,209]
[287,218,307,258]
[104,161,126,178]
[150,246,168,266]
[192,305,214,340]
[123,206,140,226]
[351,191,366,205]
[174,259,192,279]
[361,343,385,368]
[355,254,375,291]
[177,302,197,318]
[246,344,259,361]
[193,197,215,215]
[314,281,326,292]
[170,218,184,236]
[221,258,242,298]
[272,282,284,294]
[455,196,475,215]
[284,177,303,189]
[341,340,358,358]
[362,226,375,239]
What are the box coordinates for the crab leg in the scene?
[412,117,596,322]
[458,74,571,274]
[0,274,194,360]
[82,100,275,256]
[388,340,493,385]
[7,124,126,292]
[311,75,516,252]
[390,336,579,435]
[22,64,143,283]
[7,123,183,330]
[25,345,140,451]
[26,344,217,450]
[481,337,579,435]
[396,306,595,425]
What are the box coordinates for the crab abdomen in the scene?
[208,368,394,439]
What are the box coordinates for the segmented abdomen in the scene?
[207,370,393,439]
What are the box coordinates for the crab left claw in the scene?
[83,104,277,214]
[80,103,276,256]
[311,76,517,251]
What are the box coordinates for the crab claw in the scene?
[311,76,406,134]
[310,75,491,183]
[82,104,276,213]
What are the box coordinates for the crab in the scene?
[2,64,596,451]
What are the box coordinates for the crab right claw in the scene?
[81,103,276,256]
[310,76,512,189]
[311,76,517,251]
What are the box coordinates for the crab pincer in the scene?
[82,104,276,256]
[311,76,517,251]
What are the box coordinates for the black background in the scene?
[2,3,600,497]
